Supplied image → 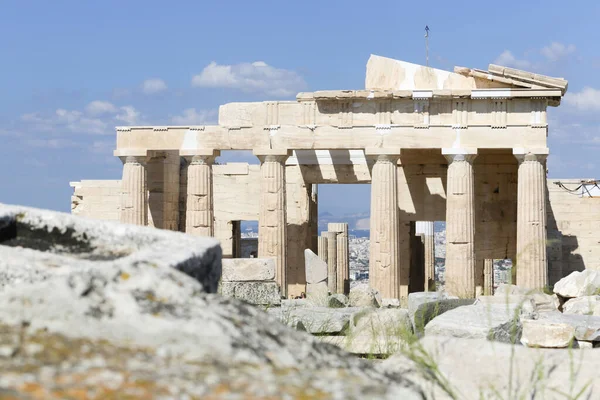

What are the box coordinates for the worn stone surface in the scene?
[220,281,281,306]
[380,336,599,400]
[328,293,349,308]
[304,248,328,284]
[554,270,600,298]
[537,312,600,342]
[563,295,600,315]
[382,298,401,308]
[352,308,413,338]
[318,334,407,356]
[268,306,360,334]
[306,280,329,307]
[408,292,446,321]
[424,303,523,343]
[221,258,275,282]
[349,283,382,308]
[413,298,476,335]
[474,295,537,319]
[521,319,575,348]
[494,285,559,312]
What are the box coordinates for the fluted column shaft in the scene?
[324,231,338,294]
[317,236,328,264]
[515,152,548,289]
[120,156,147,226]
[256,151,289,297]
[185,153,217,237]
[368,150,401,299]
[329,223,349,294]
[484,259,494,295]
[423,225,435,292]
[444,152,477,298]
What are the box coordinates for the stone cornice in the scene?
[296,88,563,102]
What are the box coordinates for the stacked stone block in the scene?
[219,258,281,306]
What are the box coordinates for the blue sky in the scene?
[1,0,599,215]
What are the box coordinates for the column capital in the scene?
[254,148,291,163]
[364,147,401,162]
[181,149,220,164]
[114,149,147,164]
[513,148,549,163]
[442,148,478,164]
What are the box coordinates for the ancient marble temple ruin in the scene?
[71,55,600,302]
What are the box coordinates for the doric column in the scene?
[255,149,291,297]
[417,221,436,291]
[324,231,338,294]
[183,150,219,237]
[514,149,548,290]
[317,236,328,264]
[120,155,147,226]
[366,148,401,299]
[443,149,477,298]
[329,222,349,294]
[484,259,494,295]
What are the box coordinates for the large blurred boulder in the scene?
[0,205,425,399]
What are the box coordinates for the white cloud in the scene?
[493,50,532,69]
[115,106,141,125]
[171,108,217,125]
[192,61,306,97]
[564,87,600,111]
[26,138,79,149]
[20,102,142,137]
[541,42,575,62]
[141,78,167,94]
[85,100,117,115]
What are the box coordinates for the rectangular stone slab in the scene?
[221,258,275,282]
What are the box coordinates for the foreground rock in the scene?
[0,205,424,399]
[380,336,599,400]
[553,270,600,298]
[424,301,525,343]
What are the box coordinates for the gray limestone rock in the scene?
[408,292,446,322]
[554,270,600,298]
[537,311,600,342]
[424,303,523,343]
[328,293,349,308]
[352,308,413,338]
[221,258,275,282]
[220,281,281,306]
[412,298,475,335]
[380,336,600,400]
[304,248,328,284]
[521,318,576,348]
[563,295,600,315]
[349,283,382,308]
[307,281,329,307]
[269,306,360,334]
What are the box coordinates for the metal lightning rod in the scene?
[425,25,430,67]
